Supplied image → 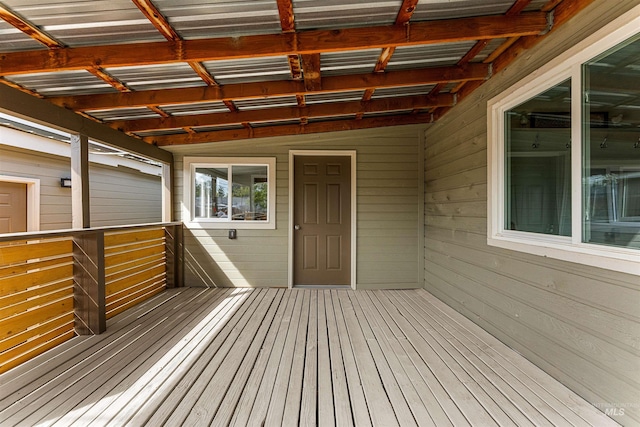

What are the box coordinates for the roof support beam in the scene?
[0,81,172,163]
[0,13,548,76]
[0,4,60,48]
[146,113,433,146]
[301,53,321,91]
[112,93,453,132]
[49,63,488,111]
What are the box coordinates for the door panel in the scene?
[0,182,27,233]
[294,155,351,286]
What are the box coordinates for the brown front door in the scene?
[0,181,27,233]
[294,155,351,286]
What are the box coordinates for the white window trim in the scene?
[0,175,40,232]
[487,6,640,276]
[182,157,276,230]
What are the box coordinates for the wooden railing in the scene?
[0,223,183,374]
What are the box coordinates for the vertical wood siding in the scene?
[423,2,640,426]
[0,145,162,229]
[167,125,426,289]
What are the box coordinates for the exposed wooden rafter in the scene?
[357,0,419,115]
[131,0,219,88]
[113,94,454,133]
[0,4,60,49]
[0,3,131,94]
[0,13,548,76]
[49,64,488,111]
[146,113,433,146]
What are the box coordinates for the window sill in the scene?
[185,220,276,230]
[488,233,640,277]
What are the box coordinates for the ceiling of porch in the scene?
[0,0,589,148]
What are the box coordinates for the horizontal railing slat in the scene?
[0,328,76,375]
[0,283,74,319]
[106,281,166,319]
[104,237,165,256]
[0,265,73,298]
[106,253,165,282]
[105,245,166,268]
[104,228,166,248]
[0,296,74,341]
[0,239,72,265]
[106,265,166,297]
[0,313,74,355]
[0,256,74,279]
[0,222,181,373]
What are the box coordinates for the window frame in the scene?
[487,7,640,276]
[183,157,276,230]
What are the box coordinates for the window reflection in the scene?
[505,79,572,236]
[583,35,640,249]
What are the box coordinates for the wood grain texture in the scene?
[423,1,640,425]
[0,288,617,426]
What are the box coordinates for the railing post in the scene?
[73,231,106,334]
[165,223,184,288]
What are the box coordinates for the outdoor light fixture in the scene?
[60,177,72,188]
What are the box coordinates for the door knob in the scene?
[294,224,301,230]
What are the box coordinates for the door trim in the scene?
[288,150,356,289]
[0,175,40,232]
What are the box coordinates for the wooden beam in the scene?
[395,0,420,25]
[146,113,433,146]
[73,231,106,335]
[276,0,296,32]
[131,0,181,41]
[113,94,453,132]
[87,67,131,92]
[0,13,548,75]
[0,82,172,164]
[301,53,321,91]
[70,134,90,229]
[49,64,488,111]
[0,4,61,49]
[492,0,596,76]
[433,0,593,124]
[188,61,217,86]
[506,0,533,16]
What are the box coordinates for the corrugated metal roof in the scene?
[1,0,164,46]
[234,96,299,111]
[307,114,358,123]
[134,128,188,137]
[105,63,206,91]
[202,56,291,85]
[250,119,302,128]
[293,0,402,30]
[386,42,477,70]
[473,38,508,62]
[321,49,382,76]
[306,91,366,104]
[154,0,281,39]
[413,0,513,21]
[6,70,117,96]
[88,107,161,122]
[0,0,577,145]
[0,21,44,51]
[192,124,245,133]
[371,85,437,99]
[159,102,230,116]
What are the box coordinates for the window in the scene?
[582,38,640,249]
[488,8,640,276]
[183,157,276,229]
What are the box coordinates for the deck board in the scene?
[0,288,619,427]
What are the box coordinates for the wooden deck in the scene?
[0,288,617,426]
